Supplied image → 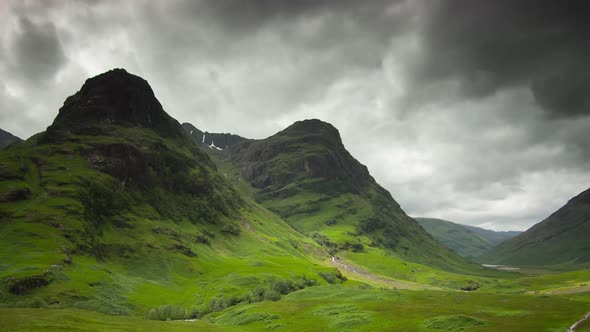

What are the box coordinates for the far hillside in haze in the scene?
[483,187,590,268]
[416,218,520,258]
[0,128,22,149]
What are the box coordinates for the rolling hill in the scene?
[482,187,590,268]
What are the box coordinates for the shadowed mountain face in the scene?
[230,120,371,195]
[483,187,590,268]
[44,68,186,141]
[0,128,22,149]
[182,122,247,150]
[208,119,474,272]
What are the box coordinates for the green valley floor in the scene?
[2,268,590,332]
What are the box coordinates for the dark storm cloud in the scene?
[415,0,590,118]
[9,16,67,82]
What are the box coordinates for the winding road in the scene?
[568,313,590,332]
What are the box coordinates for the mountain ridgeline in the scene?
[0,128,22,149]
[182,122,247,150]
[483,187,590,268]
[189,119,475,273]
[462,225,521,246]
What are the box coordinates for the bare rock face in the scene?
[182,122,247,150]
[44,68,185,141]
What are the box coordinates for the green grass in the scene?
[5,284,588,331]
[0,308,234,331]
[423,315,487,331]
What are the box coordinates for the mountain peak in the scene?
[46,68,184,139]
[283,119,339,135]
[277,119,343,148]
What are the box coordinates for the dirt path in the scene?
[329,256,436,290]
[568,312,590,332]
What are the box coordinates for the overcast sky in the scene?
[1,0,589,231]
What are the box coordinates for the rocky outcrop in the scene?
[44,68,186,141]
[182,122,247,150]
[229,119,371,195]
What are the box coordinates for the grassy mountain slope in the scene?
[415,218,494,258]
[0,69,335,318]
[207,119,480,278]
[483,187,590,268]
[3,69,590,331]
[0,128,22,149]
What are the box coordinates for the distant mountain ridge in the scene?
[482,187,590,268]
[0,128,22,149]
[415,218,521,258]
[181,122,247,150]
[462,225,521,246]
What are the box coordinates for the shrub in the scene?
[317,271,347,284]
[210,297,231,312]
[263,289,281,301]
[146,304,188,321]
[220,224,241,235]
[270,279,294,295]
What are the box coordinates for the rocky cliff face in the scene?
[228,119,371,195]
[37,69,221,197]
[44,68,185,141]
[182,122,247,150]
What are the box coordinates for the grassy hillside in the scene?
[483,187,590,268]
[0,69,336,318]
[206,119,482,277]
[416,218,494,258]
